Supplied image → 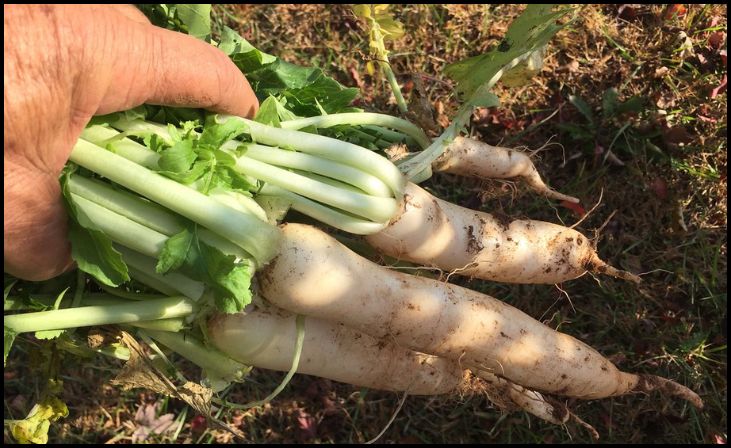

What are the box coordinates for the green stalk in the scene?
[69,174,255,261]
[243,144,392,198]
[126,267,182,298]
[395,105,472,181]
[144,329,247,382]
[81,125,162,167]
[72,194,167,258]
[321,125,393,150]
[4,296,193,333]
[113,118,174,145]
[381,62,409,115]
[220,116,406,197]
[120,248,206,301]
[280,113,429,149]
[129,319,187,332]
[361,125,417,146]
[69,175,184,235]
[258,185,387,235]
[234,155,398,223]
[70,139,280,265]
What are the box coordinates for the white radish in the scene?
[208,306,570,424]
[434,136,579,203]
[208,306,462,395]
[259,223,701,408]
[366,182,640,284]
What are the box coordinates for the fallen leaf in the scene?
[131,402,177,443]
[708,31,726,50]
[697,115,717,123]
[349,67,364,90]
[190,414,207,434]
[295,408,317,442]
[649,178,669,200]
[663,4,687,21]
[710,74,727,99]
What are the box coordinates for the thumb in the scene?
[94,13,258,118]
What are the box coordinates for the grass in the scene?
[4,4,727,444]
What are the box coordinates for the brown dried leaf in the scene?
[111,332,177,397]
[111,331,245,441]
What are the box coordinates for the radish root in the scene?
[261,224,701,408]
[434,137,580,203]
[367,182,640,284]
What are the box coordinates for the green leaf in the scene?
[155,227,254,313]
[34,288,70,340]
[501,46,546,88]
[568,94,595,126]
[377,17,405,41]
[602,87,619,119]
[467,91,501,109]
[4,279,17,301]
[145,106,205,127]
[175,4,211,41]
[199,243,253,314]
[156,229,195,274]
[199,116,249,148]
[137,4,175,29]
[158,140,197,173]
[4,325,16,366]
[352,4,371,18]
[157,160,209,185]
[219,27,358,116]
[61,171,129,287]
[254,96,283,127]
[615,96,644,115]
[9,396,69,444]
[167,123,182,143]
[445,5,572,100]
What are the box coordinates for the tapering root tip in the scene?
[634,375,704,410]
[569,412,600,440]
[546,188,580,204]
[589,254,642,284]
[523,168,580,203]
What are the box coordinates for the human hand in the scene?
[4,4,259,281]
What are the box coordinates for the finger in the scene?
[3,160,73,281]
[96,19,259,118]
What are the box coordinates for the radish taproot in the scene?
[208,306,570,424]
[259,223,700,407]
[208,306,463,395]
[366,182,640,284]
[435,136,580,203]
